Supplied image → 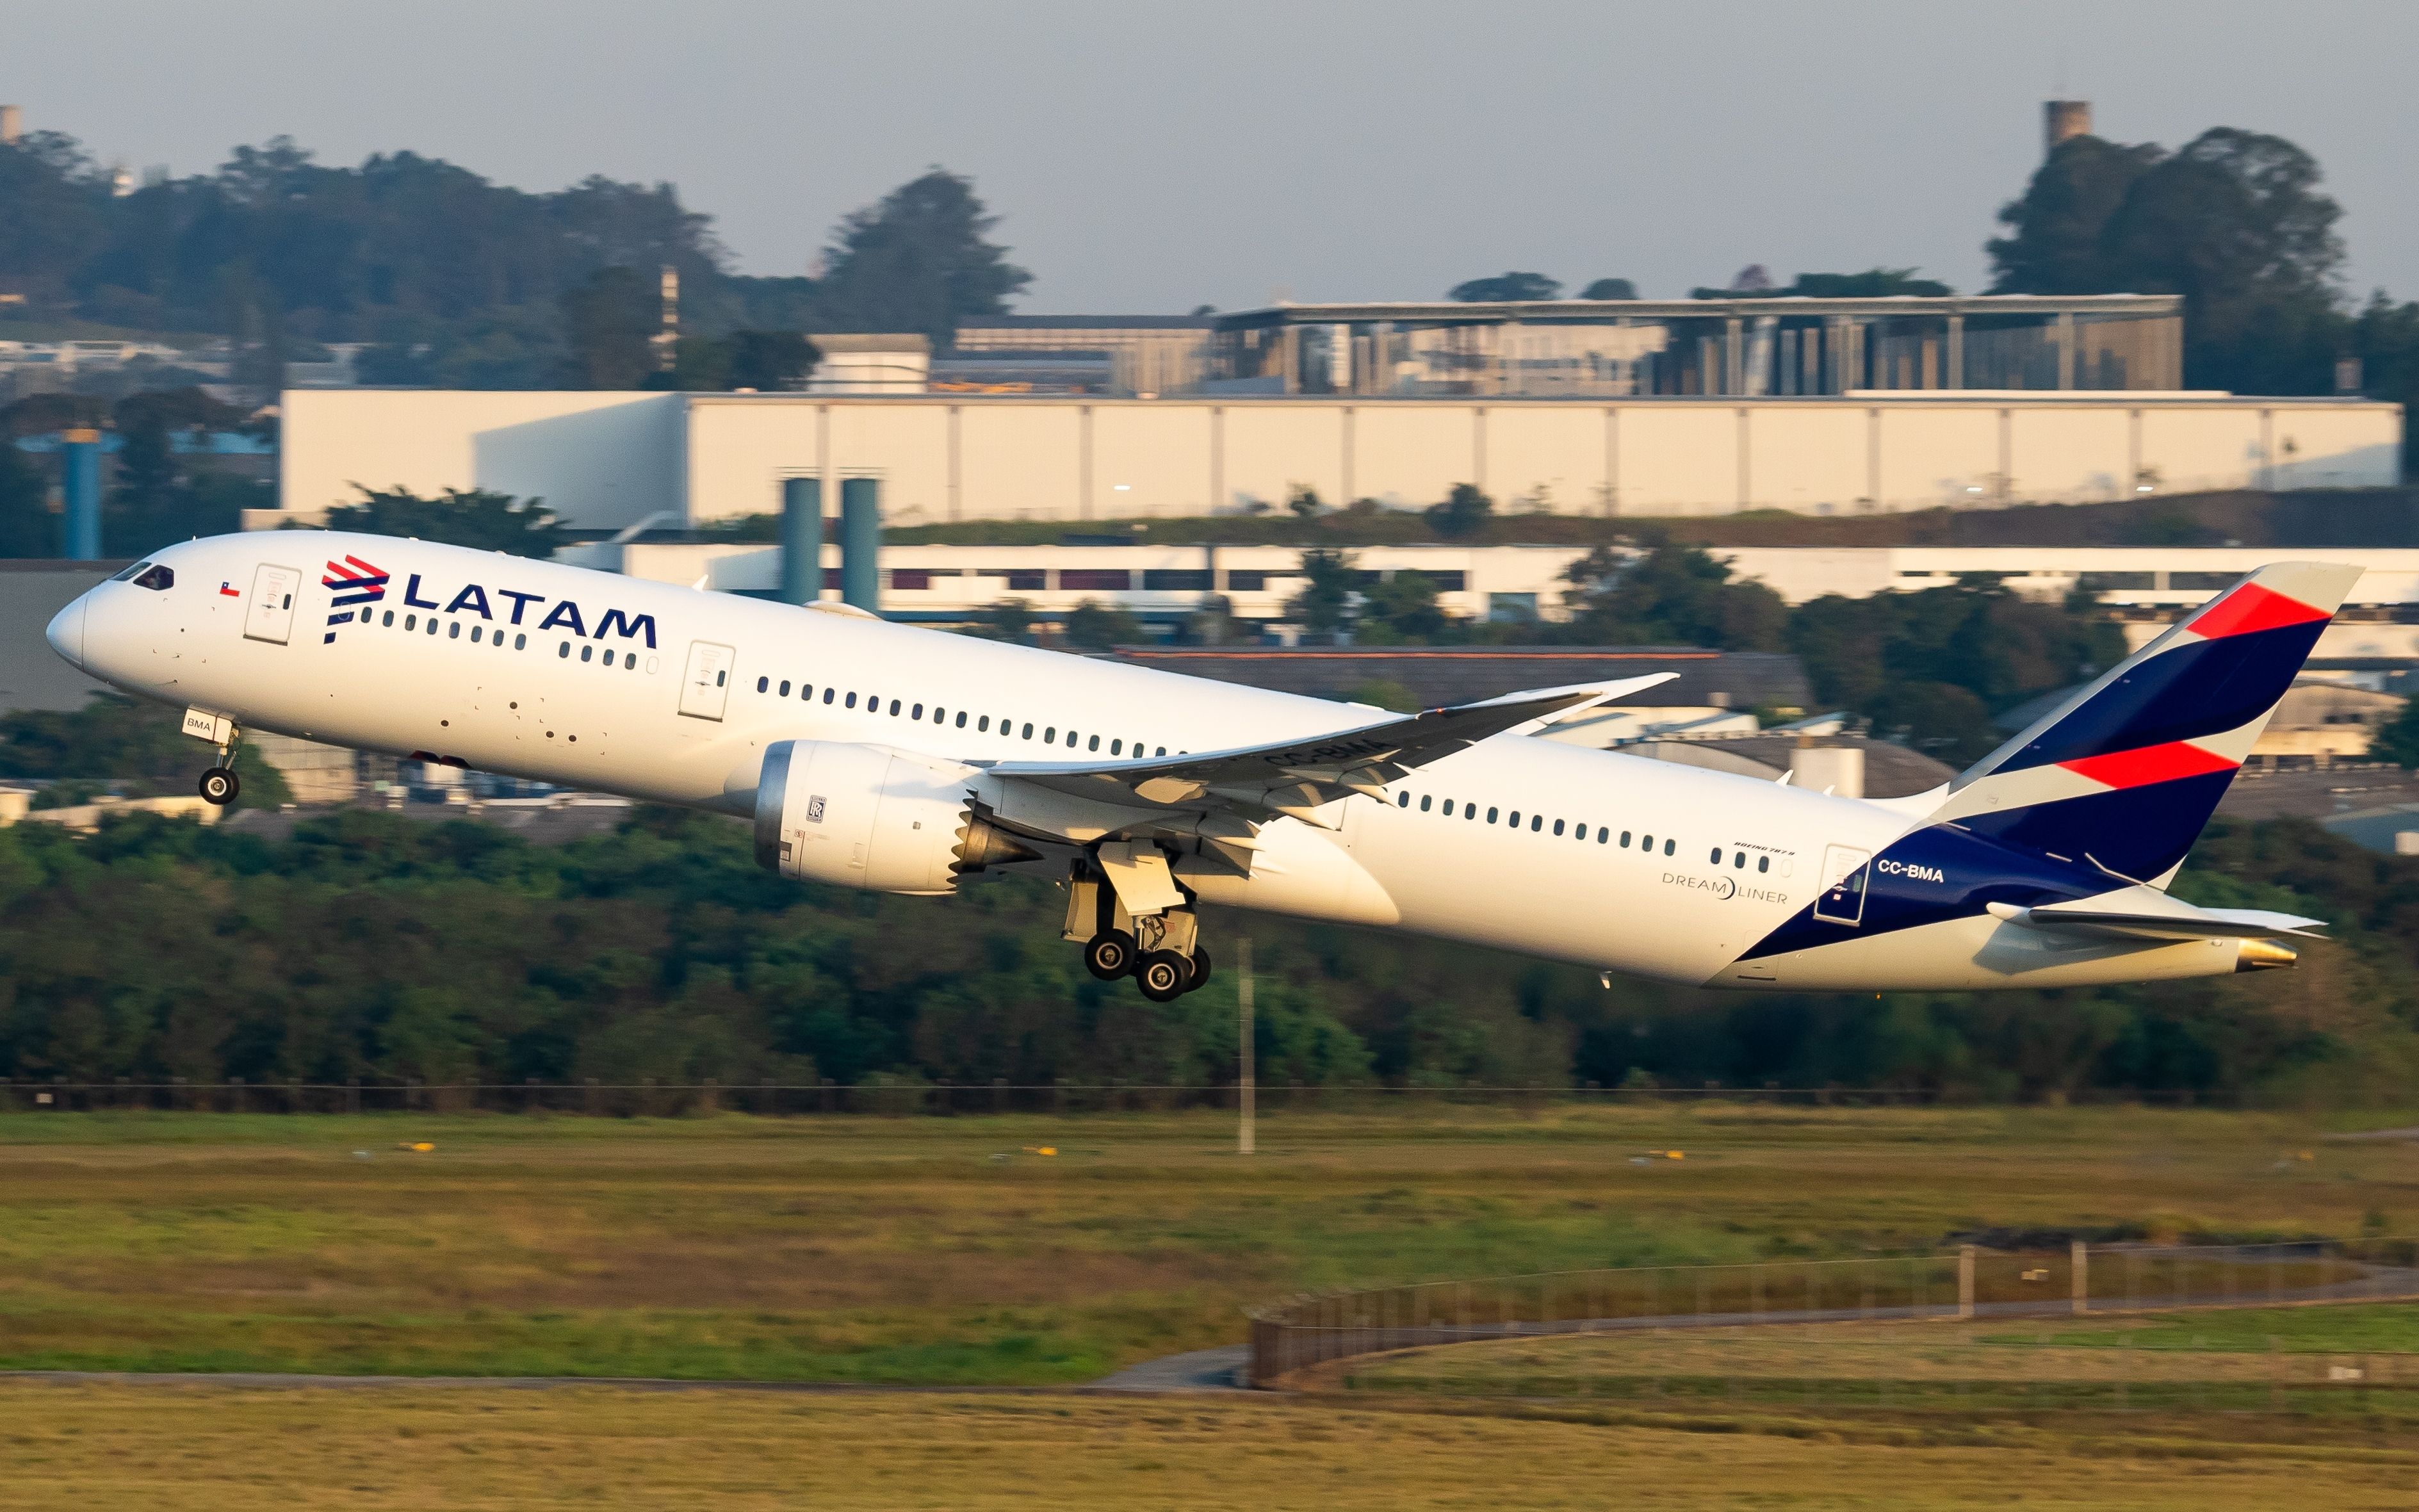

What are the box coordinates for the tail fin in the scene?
[1924,561,2361,886]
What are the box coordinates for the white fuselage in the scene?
[49,532,2247,992]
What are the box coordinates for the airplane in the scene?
[45,532,2349,1000]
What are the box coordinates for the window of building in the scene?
[890,569,932,590]
[1142,569,1212,591]
[1059,569,1132,592]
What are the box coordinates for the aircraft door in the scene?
[1811,845,1871,927]
[678,640,736,720]
[242,564,304,645]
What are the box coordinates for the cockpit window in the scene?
[132,565,175,591]
[110,561,152,582]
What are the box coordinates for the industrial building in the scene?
[274,386,2398,530]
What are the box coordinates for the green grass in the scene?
[1993,1303,2419,1354]
[1,1104,2415,1386]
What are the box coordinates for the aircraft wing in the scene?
[1987,890,2327,942]
[980,674,1675,852]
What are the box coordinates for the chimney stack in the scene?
[2043,100,2092,157]
[0,106,22,146]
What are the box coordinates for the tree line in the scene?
[0,802,2409,1105]
[0,133,1026,391]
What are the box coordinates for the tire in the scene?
[1084,930,1137,981]
[1185,946,1213,995]
[199,767,240,806]
[1135,951,1191,1003]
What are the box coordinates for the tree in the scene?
[1697,268,1952,300]
[966,599,1036,644]
[1286,548,1358,638]
[557,266,658,389]
[1285,484,1324,519]
[1559,545,1788,651]
[1356,572,1457,644]
[1988,127,2349,394]
[1449,272,1561,302]
[813,168,1030,348]
[1577,277,1637,300]
[0,437,53,557]
[1424,482,1494,540]
[319,485,569,557]
[727,330,818,391]
[1987,136,2164,295]
[1061,599,1144,649]
[2370,695,2419,770]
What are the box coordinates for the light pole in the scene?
[1238,936,1255,1156]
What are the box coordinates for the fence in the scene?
[0,1079,2281,1117]
[1247,1239,2419,1391]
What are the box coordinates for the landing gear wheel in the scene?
[1135,951,1191,1003]
[1084,930,1137,981]
[199,767,240,806]
[1185,946,1212,995]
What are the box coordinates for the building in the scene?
[951,316,1213,398]
[1204,294,2185,398]
[273,387,2400,532]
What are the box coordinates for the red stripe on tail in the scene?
[2188,581,2330,639]
[2058,741,2239,790]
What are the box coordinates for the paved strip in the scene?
[1088,1345,1252,1392]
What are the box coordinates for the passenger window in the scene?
[1620,831,1631,847]
[1663,839,1675,856]
[912,703,924,719]
[426,618,437,635]
[957,711,968,728]
[1487,807,1499,824]
[1155,746,1166,756]
[581,644,594,662]
[407,615,418,631]
[1529,815,1542,832]
[1734,851,1747,868]
[979,715,990,731]
[1509,811,1521,827]
[1396,792,1409,808]
[822,688,835,704]
[1023,723,1034,739]
[758,676,769,693]
[845,692,858,708]
[887,699,899,715]
[1758,855,1770,873]
[558,640,569,657]
[802,684,813,699]
[717,671,726,686]
[934,707,945,723]
[382,610,395,627]
[1642,833,1654,849]
[779,680,790,696]
[514,633,525,649]
[1420,795,1432,812]
[1709,847,1722,864]
[1111,738,1122,754]
[625,652,637,669]
[1552,819,1564,836]
[1087,735,1100,752]
[1597,827,1608,843]
[469,626,482,642]
[1067,730,1079,747]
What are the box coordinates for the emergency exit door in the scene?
[1812,845,1872,926]
[678,640,736,720]
[243,564,303,645]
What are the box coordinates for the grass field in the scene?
[1,1103,2415,1386]
[3,1381,2416,1511]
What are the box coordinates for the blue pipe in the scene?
[61,428,101,561]
[840,477,881,613]
[779,476,821,605]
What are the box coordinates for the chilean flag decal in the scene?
[218,581,241,597]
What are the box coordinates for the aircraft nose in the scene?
[45,593,86,670]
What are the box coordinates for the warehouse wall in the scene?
[275,391,2402,530]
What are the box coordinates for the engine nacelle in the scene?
[752,740,1034,895]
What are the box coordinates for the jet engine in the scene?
[753,740,1036,894]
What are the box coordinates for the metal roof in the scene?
[1211,295,2185,328]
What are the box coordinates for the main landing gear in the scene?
[1066,860,1214,1002]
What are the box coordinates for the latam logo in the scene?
[322,555,389,644]
[393,573,659,649]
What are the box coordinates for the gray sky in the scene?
[7,0,2415,311]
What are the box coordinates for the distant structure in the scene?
[2044,100,2092,155]
[653,266,680,374]
[952,316,1214,398]
[0,105,20,145]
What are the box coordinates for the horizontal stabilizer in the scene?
[1987,888,2325,942]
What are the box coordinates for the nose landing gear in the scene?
[198,766,241,806]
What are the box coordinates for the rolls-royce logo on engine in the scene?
[806,795,827,824]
